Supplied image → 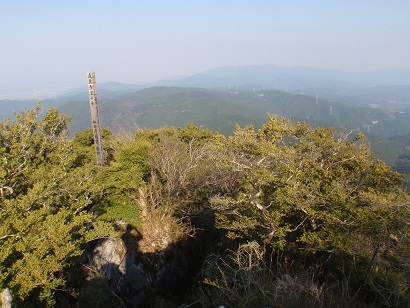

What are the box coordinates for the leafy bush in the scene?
[205,115,410,306]
[0,104,115,305]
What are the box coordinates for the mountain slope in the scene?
[56,86,395,137]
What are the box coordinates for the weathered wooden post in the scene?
[87,71,104,166]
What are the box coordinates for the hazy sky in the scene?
[1,0,410,92]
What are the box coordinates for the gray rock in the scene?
[1,288,12,308]
[90,237,152,306]
[92,237,127,280]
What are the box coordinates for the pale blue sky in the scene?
[1,0,409,92]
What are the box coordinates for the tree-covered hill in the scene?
[57,86,393,135]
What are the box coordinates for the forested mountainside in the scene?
[55,86,403,136]
[1,104,409,307]
[3,85,410,186]
[4,85,410,140]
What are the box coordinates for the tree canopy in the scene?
[0,104,115,305]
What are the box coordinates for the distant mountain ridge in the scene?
[157,65,410,91]
[2,64,410,101]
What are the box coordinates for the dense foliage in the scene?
[0,105,116,305]
[1,105,409,306]
[202,116,410,306]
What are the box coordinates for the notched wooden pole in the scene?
[87,71,104,166]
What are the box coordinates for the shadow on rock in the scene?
[80,224,150,307]
[79,209,221,308]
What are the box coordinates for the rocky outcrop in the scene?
[92,237,127,280]
[84,217,214,307]
[1,288,12,308]
[90,237,151,307]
